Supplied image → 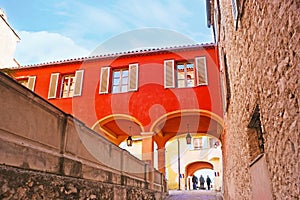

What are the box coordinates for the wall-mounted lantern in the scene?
[185,124,192,145]
[214,141,220,148]
[126,136,133,147]
[127,126,133,146]
[186,133,192,145]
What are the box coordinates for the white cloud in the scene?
[15,31,90,65]
[115,0,191,28]
[51,0,210,49]
[11,0,212,65]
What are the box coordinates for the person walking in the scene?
[192,174,198,190]
[199,175,205,189]
[206,175,212,190]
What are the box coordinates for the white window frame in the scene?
[112,68,129,94]
[193,138,203,150]
[176,62,195,88]
[60,73,76,98]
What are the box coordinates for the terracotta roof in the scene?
[14,43,216,69]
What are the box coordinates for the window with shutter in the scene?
[128,63,138,91]
[17,76,36,91]
[27,76,36,91]
[195,57,208,86]
[48,73,60,99]
[232,0,239,29]
[99,67,110,94]
[248,105,265,164]
[164,60,175,88]
[73,70,84,96]
[193,138,203,150]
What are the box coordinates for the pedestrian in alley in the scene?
[192,174,198,190]
[199,175,205,189]
[206,175,212,190]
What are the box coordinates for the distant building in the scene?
[0,8,20,68]
[13,44,224,189]
[206,0,299,199]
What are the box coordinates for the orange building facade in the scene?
[13,44,223,175]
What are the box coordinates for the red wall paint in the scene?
[14,45,222,130]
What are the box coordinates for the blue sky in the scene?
[1,0,213,65]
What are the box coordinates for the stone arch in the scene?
[91,114,144,145]
[186,161,214,177]
[150,109,224,148]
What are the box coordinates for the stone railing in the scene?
[0,72,167,199]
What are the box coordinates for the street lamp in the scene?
[177,137,181,190]
[178,124,193,190]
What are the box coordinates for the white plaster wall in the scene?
[0,10,20,68]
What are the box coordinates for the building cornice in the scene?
[14,43,216,70]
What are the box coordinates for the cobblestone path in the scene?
[165,190,223,200]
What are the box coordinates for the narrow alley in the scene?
[166,190,223,200]
[0,1,299,199]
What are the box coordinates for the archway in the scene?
[150,109,224,175]
[91,114,160,168]
[185,161,213,190]
[186,161,213,176]
[185,158,222,191]
[90,110,224,191]
[91,114,144,145]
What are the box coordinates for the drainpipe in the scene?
[177,138,181,190]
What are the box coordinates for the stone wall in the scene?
[0,72,167,199]
[215,0,299,199]
[0,165,156,200]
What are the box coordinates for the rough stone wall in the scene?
[0,165,157,200]
[218,0,300,199]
